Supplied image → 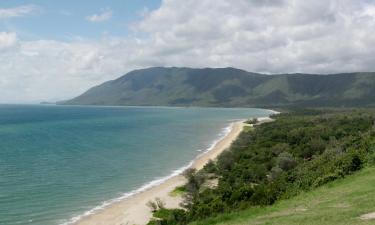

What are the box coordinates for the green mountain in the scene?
[61,67,375,107]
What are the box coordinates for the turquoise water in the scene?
[0,105,272,225]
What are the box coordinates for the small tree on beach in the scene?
[246,118,258,125]
[155,197,165,209]
[203,159,217,173]
[147,198,165,213]
[183,168,197,180]
[147,200,158,212]
[183,168,205,195]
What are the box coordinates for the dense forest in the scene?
[147,109,375,224]
[61,67,375,108]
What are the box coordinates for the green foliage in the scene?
[203,160,217,174]
[147,200,158,212]
[192,167,375,225]
[61,67,375,108]
[151,109,375,224]
[276,152,296,171]
[148,209,187,225]
[170,186,187,197]
[183,168,205,195]
[245,118,258,125]
[156,198,166,209]
[147,198,166,213]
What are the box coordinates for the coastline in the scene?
[71,117,265,225]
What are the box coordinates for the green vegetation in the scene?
[147,198,166,213]
[170,186,187,197]
[242,125,253,133]
[245,118,258,125]
[61,67,375,108]
[191,167,375,225]
[148,109,375,225]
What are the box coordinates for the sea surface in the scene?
[0,105,272,225]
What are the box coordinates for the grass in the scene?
[191,167,375,225]
[170,185,186,197]
[242,125,254,133]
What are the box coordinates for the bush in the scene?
[366,151,375,166]
[148,208,187,225]
[203,160,217,173]
[147,198,165,213]
[245,118,258,125]
[229,185,254,203]
[277,152,297,171]
[269,166,283,181]
[147,200,158,212]
[341,150,363,173]
[183,169,205,195]
[156,198,166,209]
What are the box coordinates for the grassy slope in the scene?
[192,167,375,225]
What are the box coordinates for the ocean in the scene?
[0,105,272,225]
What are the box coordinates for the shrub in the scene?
[269,166,283,181]
[277,152,297,171]
[245,118,258,125]
[147,200,158,212]
[149,208,187,225]
[156,198,165,209]
[203,160,217,173]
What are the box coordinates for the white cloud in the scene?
[131,0,375,73]
[0,5,39,20]
[2,0,375,103]
[0,32,17,49]
[86,9,113,22]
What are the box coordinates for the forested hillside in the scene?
[61,67,375,107]
[147,109,375,224]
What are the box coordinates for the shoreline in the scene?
[71,117,267,225]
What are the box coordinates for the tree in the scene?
[277,152,297,171]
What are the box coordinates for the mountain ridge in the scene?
[60,67,375,107]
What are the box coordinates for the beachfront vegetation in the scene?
[192,166,375,225]
[147,198,166,213]
[148,108,375,224]
[245,118,258,125]
[170,186,187,197]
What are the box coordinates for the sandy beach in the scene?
[74,120,247,225]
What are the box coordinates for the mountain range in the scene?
[61,67,375,108]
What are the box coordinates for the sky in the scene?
[0,0,375,103]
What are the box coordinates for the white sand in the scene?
[74,121,246,225]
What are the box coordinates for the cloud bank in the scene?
[1,0,375,102]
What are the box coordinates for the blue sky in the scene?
[0,0,161,41]
[0,0,374,103]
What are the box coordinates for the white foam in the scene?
[267,109,281,115]
[60,161,194,225]
[60,122,235,225]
